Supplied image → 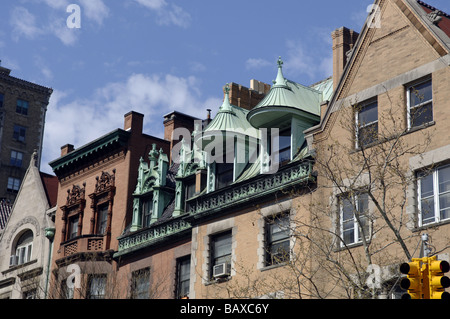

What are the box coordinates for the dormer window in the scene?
[215,162,234,189]
[271,127,292,165]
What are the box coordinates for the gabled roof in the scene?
[305,0,450,140]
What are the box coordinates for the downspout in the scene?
[44,227,55,299]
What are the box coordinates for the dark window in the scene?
[16,99,29,115]
[142,198,153,228]
[7,177,21,193]
[0,94,4,108]
[97,204,108,235]
[408,79,433,129]
[10,150,23,167]
[215,162,234,189]
[356,101,378,147]
[176,256,191,299]
[68,215,79,240]
[265,214,290,266]
[13,125,26,142]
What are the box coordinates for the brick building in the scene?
[32,0,450,299]
[0,65,53,203]
[47,111,172,298]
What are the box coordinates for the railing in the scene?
[62,235,104,257]
[117,217,191,254]
[186,161,313,217]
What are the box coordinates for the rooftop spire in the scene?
[274,56,287,87]
[219,83,234,113]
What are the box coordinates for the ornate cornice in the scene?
[186,161,314,220]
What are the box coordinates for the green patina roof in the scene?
[203,84,259,139]
[250,57,323,117]
[49,129,130,173]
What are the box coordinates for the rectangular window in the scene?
[16,99,29,115]
[340,193,370,246]
[7,177,21,193]
[185,179,196,200]
[418,165,450,226]
[407,79,433,129]
[13,125,26,142]
[176,256,191,299]
[142,198,153,228]
[10,150,23,167]
[356,100,378,148]
[0,94,4,108]
[215,162,234,190]
[97,204,108,235]
[68,215,79,240]
[210,231,232,278]
[130,268,150,299]
[265,214,290,266]
[270,128,292,165]
[88,275,106,299]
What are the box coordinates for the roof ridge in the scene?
[417,0,450,17]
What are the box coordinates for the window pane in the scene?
[342,198,354,222]
[438,166,450,194]
[439,192,450,221]
[410,103,433,127]
[421,198,435,225]
[420,173,434,198]
[216,163,233,189]
[0,94,3,107]
[358,102,378,125]
[97,205,108,234]
[410,81,432,106]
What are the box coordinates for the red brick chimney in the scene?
[124,111,144,134]
[332,27,359,90]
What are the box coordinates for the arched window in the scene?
[11,230,33,266]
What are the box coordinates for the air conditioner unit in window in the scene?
[9,255,18,267]
[213,263,230,278]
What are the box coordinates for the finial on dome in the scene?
[274,56,287,87]
[219,83,234,113]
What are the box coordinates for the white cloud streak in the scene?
[42,73,221,172]
[134,0,191,28]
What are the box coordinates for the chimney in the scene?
[332,27,359,90]
[124,111,144,134]
[61,144,75,156]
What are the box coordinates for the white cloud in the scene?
[79,0,110,26]
[10,7,43,41]
[41,73,221,173]
[134,0,191,28]
[245,58,271,70]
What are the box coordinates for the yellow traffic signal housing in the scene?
[400,260,423,299]
[428,257,450,300]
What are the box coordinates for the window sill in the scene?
[352,121,435,154]
[260,262,288,272]
[204,276,232,286]
[2,259,37,275]
[413,217,450,232]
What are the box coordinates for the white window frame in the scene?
[418,164,450,227]
[339,193,370,247]
[406,78,433,130]
[15,231,33,266]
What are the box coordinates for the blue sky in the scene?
[1,0,449,174]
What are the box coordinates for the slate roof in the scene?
[0,200,12,230]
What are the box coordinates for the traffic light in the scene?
[428,256,450,300]
[400,259,423,299]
